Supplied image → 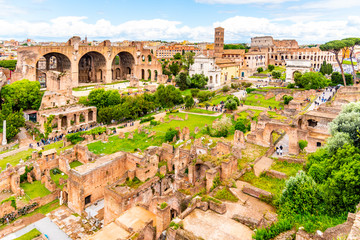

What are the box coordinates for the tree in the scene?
[184,95,194,109]
[235,118,250,133]
[297,72,329,89]
[257,67,263,73]
[320,61,333,75]
[189,74,208,89]
[279,171,322,215]
[272,70,281,79]
[0,60,17,71]
[169,62,180,76]
[329,101,360,148]
[165,128,178,142]
[298,140,308,151]
[342,38,360,82]
[181,52,195,71]
[175,72,191,90]
[320,40,353,87]
[44,115,55,139]
[173,53,182,60]
[268,64,275,72]
[0,104,25,141]
[283,95,293,105]
[224,96,239,111]
[1,79,43,111]
[331,72,353,85]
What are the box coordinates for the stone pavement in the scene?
[2,217,71,240]
[308,88,334,111]
[272,134,289,157]
[253,156,274,177]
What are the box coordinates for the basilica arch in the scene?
[78,51,106,84]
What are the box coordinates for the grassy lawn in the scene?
[260,66,286,74]
[88,113,219,154]
[0,144,19,154]
[0,141,72,173]
[343,60,357,65]
[240,171,285,197]
[210,95,228,105]
[268,111,287,121]
[181,89,192,96]
[249,76,267,79]
[70,160,83,169]
[243,93,283,109]
[13,228,41,240]
[185,108,217,114]
[238,143,268,169]
[237,109,263,120]
[20,181,51,199]
[0,200,60,231]
[270,160,304,177]
[50,169,68,189]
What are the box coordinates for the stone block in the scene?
[159,165,167,175]
[118,132,125,139]
[209,200,226,214]
[266,170,287,179]
[242,184,272,199]
[232,214,260,229]
[128,132,133,139]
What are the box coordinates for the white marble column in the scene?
[2,120,7,146]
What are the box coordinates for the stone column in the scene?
[75,114,80,125]
[67,115,71,129]
[58,117,62,131]
[2,120,7,146]
[84,112,89,123]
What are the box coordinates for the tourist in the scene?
[276,147,279,155]
[280,148,283,156]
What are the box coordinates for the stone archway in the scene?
[111,51,135,81]
[78,51,106,84]
[36,52,71,90]
[194,163,210,182]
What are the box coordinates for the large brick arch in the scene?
[13,37,165,90]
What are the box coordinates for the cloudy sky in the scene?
[0,0,359,43]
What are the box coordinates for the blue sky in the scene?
[1,0,360,43]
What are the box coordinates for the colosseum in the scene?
[12,36,166,91]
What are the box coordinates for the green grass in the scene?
[0,141,72,173]
[0,144,19,154]
[343,60,357,65]
[243,93,283,109]
[210,95,228,105]
[270,161,304,177]
[240,171,285,197]
[181,89,192,96]
[237,109,263,120]
[13,228,41,240]
[260,66,286,74]
[20,181,51,199]
[238,143,268,169]
[88,113,219,155]
[214,188,238,202]
[119,177,144,189]
[250,76,267,79]
[185,108,217,114]
[268,111,287,120]
[50,169,68,189]
[70,160,83,169]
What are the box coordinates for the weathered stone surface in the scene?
[128,132,133,139]
[242,184,272,199]
[118,132,125,139]
[232,214,260,229]
[266,170,287,179]
[208,200,226,215]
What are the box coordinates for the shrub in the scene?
[190,89,200,97]
[210,173,221,191]
[268,64,275,72]
[287,83,296,89]
[257,67,264,73]
[246,88,256,94]
[231,83,240,89]
[140,116,155,124]
[253,218,293,240]
[222,85,230,92]
[283,95,294,105]
[298,140,308,151]
[150,120,160,126]
[235,118,250,133]
[159,202,168,209]
[272,70,282,79]
[165,128,178,142]
[185,95,195,109]
[214,187,238,202]
[279,171,322,215]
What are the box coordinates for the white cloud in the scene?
[290,0,360,9]
[0,15,359,44]
[196,0,294,4]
